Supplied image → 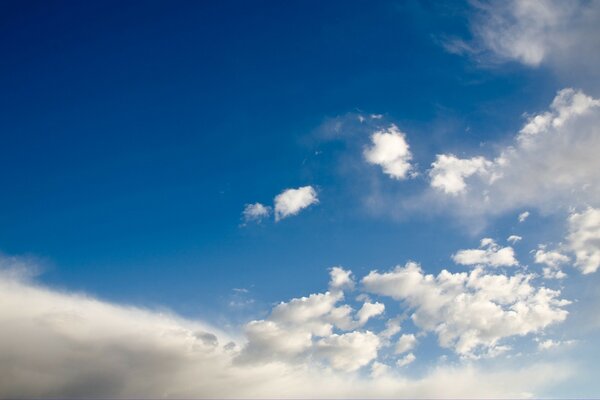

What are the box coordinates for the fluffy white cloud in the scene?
[534,246,569,279]
[396,352,416,367]
[0,263,575,398]
[424,89,600,218]
[430,155,491,195]
[329,266,354,291]
[452,238,518,268]
[238,267,384,371]
[273,186,318,221]
[567,207,600,274]
[364,124,413,180]
[242,202,271,223]
[395,334,417,354]
[507,235,522,244]
[362,262,569,357]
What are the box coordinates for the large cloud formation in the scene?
[362,262,569,357]
[0,259,573,398]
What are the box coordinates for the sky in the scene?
[1,0,600,398]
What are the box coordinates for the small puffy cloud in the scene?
[274,186,318,221]
[452,239,518,267]
[242,202,271,223]
[519,211,530,223]
[364,124,413,180]
[507,235,522,244]
[362,262,569,357]
[396,352,416,367]
[356,302,385,326]
[395,334,417,354]
[329,266,354,291]
[534,246,569,280]
[567,207,600,274]
[429,154,491,195]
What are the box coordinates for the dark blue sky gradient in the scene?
[0,1,556,320]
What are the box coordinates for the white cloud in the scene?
[356,302,385,326]
[395,334,417,354]
[362,262,569,357]
[329,266,355,291]
[396,352,416,367]
[534,246,569,279]
[507,235,522,244]
[452,238,518,268]
[567,207,600,274]
[315,331,380,372]
[242,202,271,223]
[238,267,383,371]
[273,186,318,221]
[364,124,413,180]
[519,211,530,223]
[429,154,491,195]
[423,89,600,218]
[0,261,575,398]
[450,0,600,75]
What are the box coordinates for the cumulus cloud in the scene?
[242,202,271,223]
[274,186,318,221]
[423,89,600,218]
[362,262,569,357]
[534,246,569,279]
[364,124,413,180]
[452,238,518,268]
[237,267,384,371]
[395,334,417,354]
[567,207,600,274]
[0,260,575,398]
[430,155,491,195]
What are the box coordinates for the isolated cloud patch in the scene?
[242,202,271,223]
[452,238,518,268]
[274,186,318,221]
[364,124,413,180]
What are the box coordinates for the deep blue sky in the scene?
[0,0,557,320]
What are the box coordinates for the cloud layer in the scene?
[0,258,574,398]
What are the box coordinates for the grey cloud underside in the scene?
[0,262,574,398]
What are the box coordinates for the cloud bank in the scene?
[0,258,574,398]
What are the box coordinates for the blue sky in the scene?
[1,1,600,398]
